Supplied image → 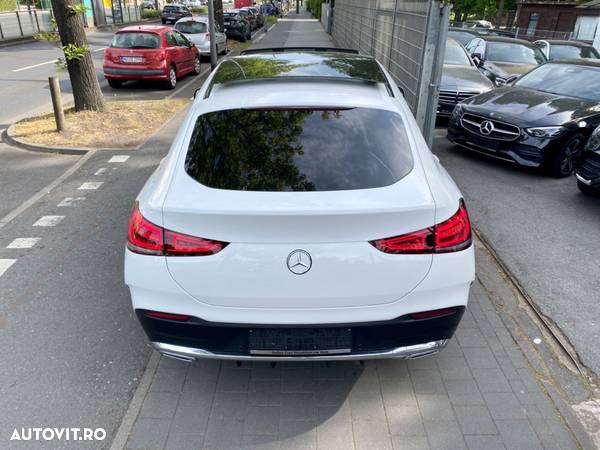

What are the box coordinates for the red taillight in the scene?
[144,311,191,321]
[410,307,457,320]
[370,200,471,254]
[127,202,228,256]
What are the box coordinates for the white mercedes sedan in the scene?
[124,49,475,362]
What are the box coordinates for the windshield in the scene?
[487,42,546,64]
[184,108,413,192]
[111,32,160,49]
[516,63,600,101]
[445,42,472,66]
[448,30,477,46]
[174,21,207,34]
[550,44,600,60]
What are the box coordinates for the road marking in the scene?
[78,182,103,190]
[12,59,57,73]
[6,238,40,249]
[108,155,130,163]
[0,259,17,278]
[95,168,107,175]
[58,197,86,207]
[33,216,64,227]
[93,47,107,53]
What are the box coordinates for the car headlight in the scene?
[525,126,566,138]
[585,125,600,151]
[451,103,465,119]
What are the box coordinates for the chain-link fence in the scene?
[331,0,450,145]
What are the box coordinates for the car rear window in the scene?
[175,21,207,34]
[184,108,414,192]
[111,32,160,49]
[163,5,179,11]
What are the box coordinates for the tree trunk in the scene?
[496,0,505,27]
[50,0,105,112]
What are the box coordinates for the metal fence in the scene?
[0,10,53,40]
[331,0,450,145]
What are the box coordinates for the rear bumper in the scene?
[103,66,168,81]
[138,307,464,361]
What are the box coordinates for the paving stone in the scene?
[407,356,438,371]
[529,417,578,450]
[316,404,354,449]
[484,392,527,420]
[150,367,188,393]
[158,356,191,371]
[210,392,248,420]
[441,338,464,357]
[126,418,171,450]
[456,328,488,348]
[278,420,317,450]
[454,405,497,435]
[464,435,506,450]
[165,432,205,450]
[248,379,282,406]
[516,368,543,393]
[377,359,409,380]
[316,361,361,380]
[423,420,467,450]
[250,362,282,380]
[204,417,243,450]
[391,435,430,450]
[315,378,354,406]
[352,420,393,450]
[410,370,446,395]
[281,393,316,421]
[444,379,485,406]
[436,357,472,381]
[472,368,512,393]
[463,347,499,369]
[282,368,318,393]
[240,434,280,450]
[381,379,417,408]
[171,404,211,434]
[217,367,251,392]
[351,365,382,393]
[243,405,280,436]
[138,391,179,419]
[350,391,387,421]
[386,404,426,436]
[417,394,455,421]
[495,420,543,450]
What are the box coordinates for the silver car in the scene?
[174,17,228,56]
[438,38,493,116]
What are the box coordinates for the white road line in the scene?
[12,59,57,73]
[0,259,17,278]
[6,238,40,249]
[95,168,107,175]
[57,197,86,207]
[78,182,103,190]
[33,216,64,227]
[108,155,130,163]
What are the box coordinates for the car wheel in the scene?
[548,133,585,178]
[108,79,122,88]
[165,66,177,90]
[577,180,600,197]
[193,57,201,75]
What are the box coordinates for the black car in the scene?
[223,12,251,42]
[448,27,480,46]
[447,60,600,178]
[534,39,600,61]
[576,127,600,196]
[465,36,547,86]
[233,8,258,30]
[161,4,192,24]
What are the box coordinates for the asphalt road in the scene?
[432,127,600,375]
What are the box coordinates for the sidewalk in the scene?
[116,13,593,450]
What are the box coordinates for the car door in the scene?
[216,23,227,50]
[165,31,185,74]
[173,31,195,72]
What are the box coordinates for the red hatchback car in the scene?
[103,25,201,89]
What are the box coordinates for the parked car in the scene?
[160,4,192,24]
[438,38,493,117]
[223,11,251,41]
[576,125,600,196]
[534,40,600,61]
[465,36,547,86]
[448,27,480,46]
[124,49,475,362]
[141,0,155,9]
[464,20,493,29]
[241,6,264,28]
[103,25,201,90]
[447,60,600,177]
[174,17,228,56]
[232,8,257,30]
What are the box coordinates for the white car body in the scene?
[125,51,475,362]
[174,16,227,55]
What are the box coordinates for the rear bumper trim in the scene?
[104,68,165,76]
[151,339,449,362]
[576,173,592,186]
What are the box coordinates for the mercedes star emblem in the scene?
[287,250,312,275]
[479,120,495,136]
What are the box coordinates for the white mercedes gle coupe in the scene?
[124,49,475,362]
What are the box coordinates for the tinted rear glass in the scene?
[550,44,600,60]
[486,42,546,64]
[175,21,207,34]
[111,32,160,49]
[184,108,413,192]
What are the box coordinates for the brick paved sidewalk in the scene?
[123,278,580,450]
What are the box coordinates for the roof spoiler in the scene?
[241,47,360,55]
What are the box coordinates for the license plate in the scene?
[249,328,352,356]
[120,56,143,63]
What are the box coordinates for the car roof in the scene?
[177,16,208,22]
[543,39,595,48]
[448,27,479,34]
[479,35,536,46]
[547,59,600,68]
[119,25,171,33]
